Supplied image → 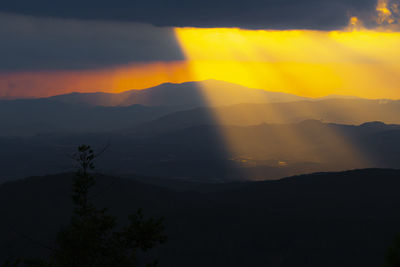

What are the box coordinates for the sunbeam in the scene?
[175,27,400,99]
[174,27,376,177]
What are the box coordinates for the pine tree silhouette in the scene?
[6,145,166,267]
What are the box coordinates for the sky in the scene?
[1,0,400,99]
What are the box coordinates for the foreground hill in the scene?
[1,120,400,182]
[1,169,400,266]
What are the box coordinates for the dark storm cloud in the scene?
[0,0,378,30]
[0,0,380,72]
[0,13,184,71]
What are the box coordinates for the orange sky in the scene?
[0,61,193,99]
[1,27,400,99]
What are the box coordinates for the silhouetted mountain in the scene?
[1,169,400,267]
[1,120,400,182]
[48,80,308,107]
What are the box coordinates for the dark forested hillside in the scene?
[1,169,400,267]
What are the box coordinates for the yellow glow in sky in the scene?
[173,27,394,169]
[3,26,400,100]
[174,27,400,99]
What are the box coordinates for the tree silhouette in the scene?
[7,144,166,267]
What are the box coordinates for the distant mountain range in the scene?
[1,169,400,267]
[127,98,400,137]
[1,80,400,137]
[47,80,309,107]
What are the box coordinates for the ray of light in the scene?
[174,27,400,99]
[174,27,377,176]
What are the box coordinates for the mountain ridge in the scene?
[1,80,392,108]
[45,80,309,107]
